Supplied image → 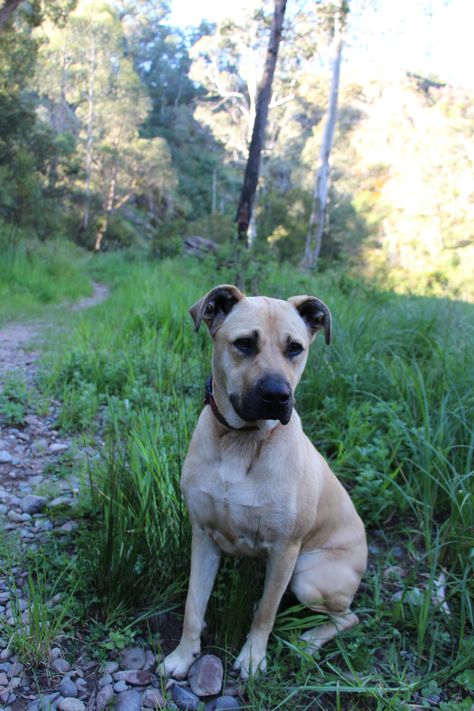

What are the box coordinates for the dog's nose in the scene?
[258,375,291,405]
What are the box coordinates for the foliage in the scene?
[0,372,29,425]
[0,230,92,323]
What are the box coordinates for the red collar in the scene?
[204,377,258,432]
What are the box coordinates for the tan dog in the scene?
[160,285,367,680]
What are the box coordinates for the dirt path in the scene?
[0,282,109,710]
[0,282,109,380]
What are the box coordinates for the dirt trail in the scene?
[0,282,109,380]
[0,281,109,710]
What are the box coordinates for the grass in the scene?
[0,228,92,324]
[3,250,474,708]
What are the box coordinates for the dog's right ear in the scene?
[189,285,245,336]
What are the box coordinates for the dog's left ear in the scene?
[288,295,332,345]
[190,284,245,336]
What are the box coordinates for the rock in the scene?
[113,680,128,692]
[20,495,47,514]
[114,669,152,686]
[60,676,78,697]
[0,670,8,685]
[0,451,13,463]
[32,438,49,452]
[98,673,113,688]
[52,657,71,674]
[49,496,72,508]
[7,510,31,522]
[58,699,86,711]
[119,646,146,670]
[114,689,142,711]
[103,661,119,674]
[214,696,242,710]
[96,683,114,709]
[143,649,156,670]
[142,687,165,708]
[50,443,68,452]
[222,681,243,698]
[188,655,223,697]
[58,521,78,533]
[171,684,199,710]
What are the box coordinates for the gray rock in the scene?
[214,696,241,710]
[113,680,128,693]
[119,646,146,670]
[103,661,119,674]
[0,451,13,463]
[98,673,113,688]
[49,497,72,508]
[59,677,78,698]
[50,443,68,452]
[114,689,142,711]
[222,681,243,698]
[32,438,49,452]
[142,687,165,708]
[20,495,47,514]
[96,683,114,709]
[188,655,223,697]
[171,684,199,710]
[114,669,152,686]
[58,699,86,711]
[52,658,71,674]
[143,649,156,670]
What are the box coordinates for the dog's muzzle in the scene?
[230,374,294,425]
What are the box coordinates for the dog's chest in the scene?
[185,455,293,558]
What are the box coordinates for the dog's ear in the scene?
[288,295,332,345]
[190,285,245,336]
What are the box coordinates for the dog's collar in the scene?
[204,377,258,432]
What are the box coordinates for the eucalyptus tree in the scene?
[302,0,348,269]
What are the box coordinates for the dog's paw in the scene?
[158,645,199,679]
[233,640,267,680]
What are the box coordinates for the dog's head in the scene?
[190,285,331,427]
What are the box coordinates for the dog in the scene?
[160,285,367,679]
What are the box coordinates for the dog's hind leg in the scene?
[290,548,363,652]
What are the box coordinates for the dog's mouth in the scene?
[230,388,294,426]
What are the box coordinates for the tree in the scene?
[302,1,347,269]
[235,0,287,243]
[0,0,22,33]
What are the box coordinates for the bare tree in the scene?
[302,3,346,269]
[236,0,287,243]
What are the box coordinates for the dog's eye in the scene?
[234,337,255,354]
[287,341,303,357]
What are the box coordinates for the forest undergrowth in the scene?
[1,251,473,710]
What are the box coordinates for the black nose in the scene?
[258,375,291,406]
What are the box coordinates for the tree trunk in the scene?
[0,0,22,32]
[235,0,287,244]
[302,8,344,269]
[82,40,97,232]
[94,159,117,252]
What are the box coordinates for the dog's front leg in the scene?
[234,543,300,679]
[160,528,221,679]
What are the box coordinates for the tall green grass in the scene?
[0,228,92,323]
[42,254,473,708]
